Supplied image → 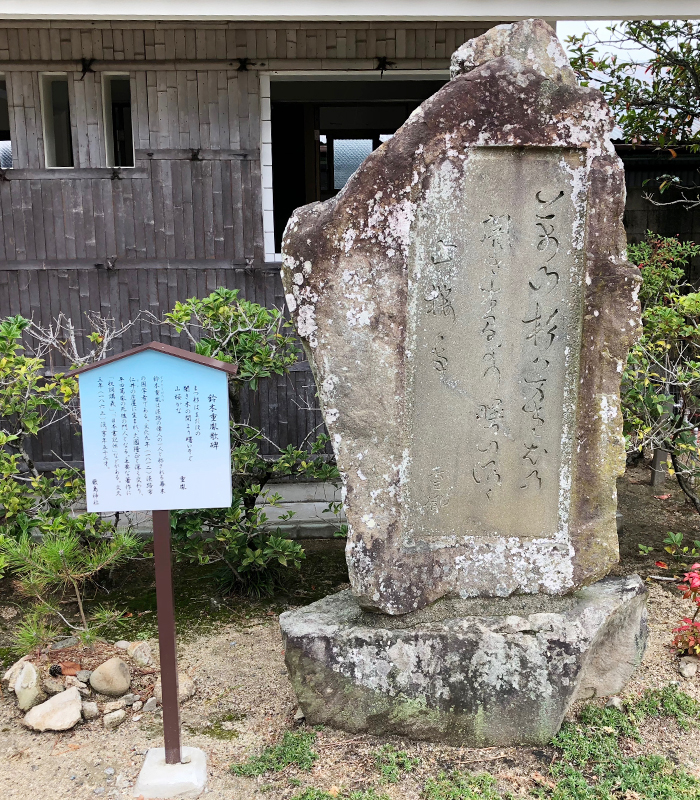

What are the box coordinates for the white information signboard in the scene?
[78,347,232,512]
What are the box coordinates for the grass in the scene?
[230,686,700,799]
[374,744,420,783]
[230,730,318,776]
[291,791,390,800]
[425,772,514,800]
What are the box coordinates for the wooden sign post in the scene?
[72,342,236,791]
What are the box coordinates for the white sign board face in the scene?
[79,350,232,512]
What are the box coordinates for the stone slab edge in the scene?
[280,575,647,746]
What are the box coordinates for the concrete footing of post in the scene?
[133,747,207,799]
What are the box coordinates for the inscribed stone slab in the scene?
[281,19,641,614]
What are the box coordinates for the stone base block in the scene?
[279,575,647,747]
[132,747,206,799]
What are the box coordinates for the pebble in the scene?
[90,658,131,697]
[103,700,126,713]
[81,701,100,720]
[104,768,115,776]
[132,714,142,722]
[126,641,152,667]
[42,676,65,696]
[132,701,143,711]
[77,670,93,683]
[94,788,105,796]
[122,693,140,706]
[154,673,195,704]
[679,658,699,679]
[143,697,157,713]
[103,709,127,730]
[50,636,79,650]
[605,696,624,710]
[114,641,130,650]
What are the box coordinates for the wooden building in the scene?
[0,3,694,467]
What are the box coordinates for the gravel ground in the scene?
[0,465,699,799]
[0,581,697,800]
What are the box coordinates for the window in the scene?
[103,75,134,167]
[41,74,74,168]
[0,77,11,168]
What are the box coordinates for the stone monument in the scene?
[278,19,648,746]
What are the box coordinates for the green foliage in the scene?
[291,791,390,800]
[0,314,142,650]
[0,526,141,650]
[548,687,700,800]
[164,289,340,596]
[424,772,510,800]
[230,730,318,776]
[163,287,298,391]
[0,315,79,526]
[622,234,700,513]
[374,744,420,783]
[567,21,700,152]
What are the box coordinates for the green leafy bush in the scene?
[0,314,142,648]
[622,234,700,510]
[165,288,339,596]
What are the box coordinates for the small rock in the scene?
[122,693,140,706]
[132,701,143,712]
[103,700,126,713]
[133,715,142,722]
[81,701,100,720]
[142,697,157,713]
[50,636,79,650]
[679,658,699,679]
[154,673,195,704]
[94,788,105,796]
[23,687,82,731]
[42,676,65,696]
[2,656,29,691]
[77,670,92,683]
[16,662,46,711]
[65,676,90,696]
[103,709,127,730]
[104,767,115,776]
[126,640,152,667]
[90,658,131,696]
[605,696,624,711]
[293,707,305,721]
[114,641,130,650]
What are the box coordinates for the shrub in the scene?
[164,288,339,596]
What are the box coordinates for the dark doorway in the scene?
[270,78,447,252]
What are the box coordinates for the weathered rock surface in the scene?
[42,676,65,696]
[15,662,46,711]
[103,709,127,729]
[679,657,699,679]
[281,19,640,615]
[154,674,195,704]
[23,687,82,732]
[81,700,100,720]
[2,656,29,692]
[126,641,152,667]
[143,697,157,713]
[89,658,131,696]
[280,575,647,746]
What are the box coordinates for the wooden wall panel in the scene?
[0,21,494,459]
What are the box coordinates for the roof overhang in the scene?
[0,1,696,22]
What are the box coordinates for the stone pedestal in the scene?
[280,576,647,747]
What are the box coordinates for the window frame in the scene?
[102,72,136,169]
[260,70,449,263]
[40,72,75,169]
[0,73,13,169]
